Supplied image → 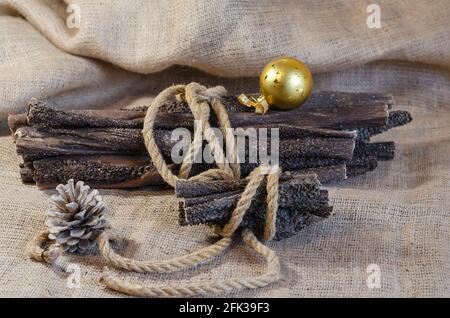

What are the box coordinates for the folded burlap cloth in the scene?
[28,82,284,297]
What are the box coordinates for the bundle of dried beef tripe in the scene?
[8,92,411,238]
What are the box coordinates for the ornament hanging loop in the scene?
[237,94,269,114]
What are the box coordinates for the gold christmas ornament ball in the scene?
[259,57,313,110]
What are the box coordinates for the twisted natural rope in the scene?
[99,83,282,296]
[97,232,232,273]
[100,229,280,297]
[141,83,240,186]
[27,82,282,297]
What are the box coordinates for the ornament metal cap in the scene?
[238,57,313,114]
[237,94,269,114]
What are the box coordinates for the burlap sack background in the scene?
[0,0,449,297]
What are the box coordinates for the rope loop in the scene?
[27,229,62,264]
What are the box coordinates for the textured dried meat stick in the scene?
[177,172,332,240]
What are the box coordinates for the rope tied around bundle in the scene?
[28,82,282,297]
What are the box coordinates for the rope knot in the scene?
[176,84,226,104]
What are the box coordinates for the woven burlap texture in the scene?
[0,0,449,297]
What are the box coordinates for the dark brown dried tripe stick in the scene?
[22,92,393,129]
[176,172,332,240]
[8,91,412,191]
[14,126,356,162]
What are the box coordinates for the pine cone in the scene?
[45,179,108,253]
